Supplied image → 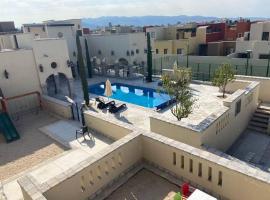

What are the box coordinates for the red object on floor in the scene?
[182,183,190,197]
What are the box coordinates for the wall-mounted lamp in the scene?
[4,70,9,79]
[39,64,44,72]
[67,60,75,68]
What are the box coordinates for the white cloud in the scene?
[0,0,269,27]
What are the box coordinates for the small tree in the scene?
[162,67,195,121]
[212,63,235,98]
[76,32,90,105]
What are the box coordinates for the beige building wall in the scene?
[153,26,207,56]
[0,49,41,98]
[235,75,270,103]
[46,26,78,63]
[32,38,73,87]
[0,35,16,49]
[22,25,48,38]
[85,33,147,65]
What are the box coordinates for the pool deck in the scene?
[73,77,228,131]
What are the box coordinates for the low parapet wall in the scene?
[41,95,72,119]
[150,80,260,151]
[235,75,270,103]
[84,110,133,140]
[18,112,270,200]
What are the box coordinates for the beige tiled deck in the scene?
[73,77,228,131]
[0,111,66,181]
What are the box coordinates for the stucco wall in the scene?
[142,135,270,200]
[85,33,147,65]
[42,95,73,119]
[44,134,142,200]
[150,81,259,152]
[235,75,270,103]
[32,38,73,86]
[150,117,202,148]
[0,49,41,98]
[84,111,132,140]
[201,82,259,151]
[46,26,77,63]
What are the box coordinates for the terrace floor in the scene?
[72,76,227,131]
[0,111,66,181]
[227,129,270,172]
[105,169,180,200]
[0,110,114,200]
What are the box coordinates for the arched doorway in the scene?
[118,58,129,66]
[46,75,57,97]
[45,73,71,99]
[58,73,71,97]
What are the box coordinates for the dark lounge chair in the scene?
[96,97,115,109]
[109,104,127,113]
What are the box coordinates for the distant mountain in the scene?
[82,15,219,28]
[82,16,270,29]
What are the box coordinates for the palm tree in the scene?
[76,32,89,105]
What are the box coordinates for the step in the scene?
[258,104,270,111]
[248,125,268,134]
[252,116,269,124]
[255,109,270,116]
[253,112,270,119]
[249,121,268,129]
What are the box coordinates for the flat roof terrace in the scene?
[0,111,66,181]
[73,77,229,131]
[228,129,270,173]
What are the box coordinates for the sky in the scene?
[0,0,269,27]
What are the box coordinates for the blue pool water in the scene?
[89,82,171,108]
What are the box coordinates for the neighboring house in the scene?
[22,19,82,64]
[146,19,250,57]
[198,19,251,56]
[84,32,147,66]
[0,32,73,99]
[0,21,17,33]
[146,24,207,56]
[235,21,270,59]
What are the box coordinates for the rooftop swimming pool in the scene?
[89,82,172,108]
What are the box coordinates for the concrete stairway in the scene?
[248,105,270,134]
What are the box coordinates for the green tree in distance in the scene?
[84,39,92,78]
[212,63,235,98]
[162,66,195,121]
[146,32,153,82]
[76,32,89,105]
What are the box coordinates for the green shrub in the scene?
[174,192,182,200]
